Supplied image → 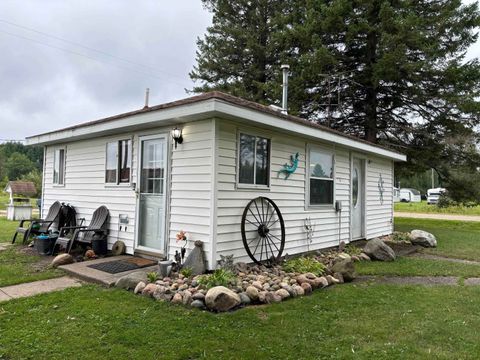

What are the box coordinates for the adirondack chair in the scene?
[52,205,109,255]
[12,201,62,244]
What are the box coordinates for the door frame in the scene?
[350,154,367,241]
[134,133,170,255]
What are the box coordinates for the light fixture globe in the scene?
[172,127,183,149]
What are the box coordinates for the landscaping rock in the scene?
[182,240,206,275]
[205,286,241,312]
[326,275,340,285]
[410,230,437,248]
[239,292,251,305]
[152,286,167,300]
[363,238,396,261]
[191,299,205,309]
[134,281,146,295]
[317,276,329,288]
[293,285,305,296]
[252,281,263,290]
[359,253,371,261]
[192,292,205,301]
[300,282,312,295]
[330,258,356,282]
[333,272,344,283]
[275,288,290,300]
[183,290,192,305]
[115,271,148,290]
[51,254,74,268]
[258,291,267,303]
[246,286,259,301]
[265,292,282,304]
[171,293,183,304]
[142,283,158,297]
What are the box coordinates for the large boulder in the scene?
[115,271,148,290]
[363,238,396,261]
[410,230,437,248]
[51,254,74,268]
[205,286,241,312]
[182,240,206,275]
[330,258,356,282]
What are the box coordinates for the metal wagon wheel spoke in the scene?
[241,197,285,266]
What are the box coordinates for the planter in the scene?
[92,238,107,256]
[34,235,56,255]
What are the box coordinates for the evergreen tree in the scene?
[191,0,480,199]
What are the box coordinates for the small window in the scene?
[53,148,65,185]
[308,147,334,206]
[238,133,270,186]
[106,140,131,184]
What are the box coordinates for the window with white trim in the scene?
[53,148,65,185]
[105,139,131,184]
[308,147,334,205]
[238,133,270,186]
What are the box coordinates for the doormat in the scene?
[87,258,157,274]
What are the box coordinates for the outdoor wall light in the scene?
[172,127,183,149]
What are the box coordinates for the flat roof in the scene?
[26,91,406,161]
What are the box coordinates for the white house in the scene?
[26,92,406,269]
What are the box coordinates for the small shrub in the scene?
[391,231,411,242]
[198,269,236,289]
[282,257,326,276]
[180,267,193,278]
[344,244,362,256]
[147,272,159,283]
[437,195,458,208]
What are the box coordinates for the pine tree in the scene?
[191,0,480,196]
[189,0,291,104]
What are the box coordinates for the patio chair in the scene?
[52,205,109,255]
[12,201,62,244]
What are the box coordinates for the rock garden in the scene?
[113,228,437,312]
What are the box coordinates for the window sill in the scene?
[52,184,65,188]
[104,183,132,189]
[236,183,270,191]
[306,204,336,211]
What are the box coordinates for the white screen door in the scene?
[352,158,365,239]
[137,135,167,252]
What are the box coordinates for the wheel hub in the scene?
[257,224,270,237]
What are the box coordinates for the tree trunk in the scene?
[364,3,379,143]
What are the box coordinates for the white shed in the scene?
[26,92,406,269]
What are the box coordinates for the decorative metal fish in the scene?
[278,152,299,179]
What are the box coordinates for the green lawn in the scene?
[356,257,480,278]
[1,217,480,358]
[2,284,480,359]
[395,200,480,215]
[0,216,18,243]
[0,217,63,287]
[0,246,63,287]
[395,218,480,261]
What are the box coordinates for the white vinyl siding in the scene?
[42,119,215,262]
[215,120,351,264]
[43,136,137,253]
[167,119,214,267]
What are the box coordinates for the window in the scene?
[238,133,270,186]
[308,147,334,206]
[53,148,65,185]
[105,139,131,184]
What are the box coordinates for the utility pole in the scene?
[431,168,435,189]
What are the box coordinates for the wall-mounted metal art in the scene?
[278,152,299,179]
[378,174,385,204]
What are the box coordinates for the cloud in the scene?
[0,0,211,140]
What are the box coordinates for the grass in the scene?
[395,200,480,216]
[395,218,480,261]
[0,246,63,287]
[2,284,480,359]
[356,257,480,278]
[0,217,63,287]
[0,216,18,243]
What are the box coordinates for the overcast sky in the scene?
[1,1,480,141]
[0,1,212,140]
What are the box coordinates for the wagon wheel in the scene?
[241,197,285,265]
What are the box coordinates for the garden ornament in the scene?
[278,152,299,179]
